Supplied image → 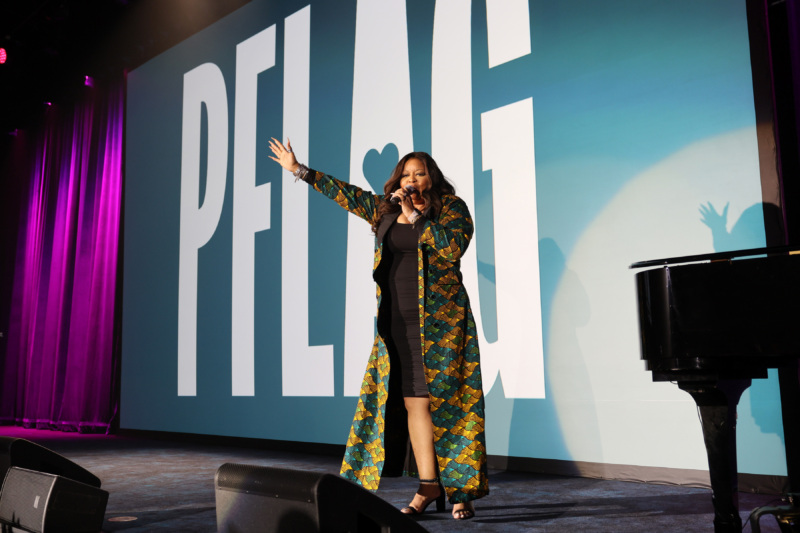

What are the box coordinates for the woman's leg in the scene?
[404,397,438,479]
[404,396,475,518]
[403,397,441,512]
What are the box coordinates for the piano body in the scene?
[633,246,800,532]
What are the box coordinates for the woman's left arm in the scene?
[417,196,474,264]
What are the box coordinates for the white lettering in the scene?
[281,6,335,396]
[486,0,532,67]
[177,4,540,399]
[178,63,229,396]
[232,26,275,396]
[432,1,543,398]
[480,98,544,398]
[345,0,414,395]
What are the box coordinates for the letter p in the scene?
[178,63,229,396]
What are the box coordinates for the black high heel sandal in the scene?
[400,478,446,515]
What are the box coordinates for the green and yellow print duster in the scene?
[301,169,488,503]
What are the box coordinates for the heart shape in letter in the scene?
[362,143,399,194]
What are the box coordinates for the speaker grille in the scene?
[0,467,109,533]
[0,467,54,532]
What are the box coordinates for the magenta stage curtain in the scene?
[1,81,124,433]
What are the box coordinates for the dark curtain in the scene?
[1,80,124,433]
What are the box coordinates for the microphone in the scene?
[390,185,418,205]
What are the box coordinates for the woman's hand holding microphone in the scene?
[391,186,421,223]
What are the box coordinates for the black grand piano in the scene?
[632,246,800,532]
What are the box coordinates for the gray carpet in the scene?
[0,427,788,532]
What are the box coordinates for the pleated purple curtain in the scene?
[1,80,124,433]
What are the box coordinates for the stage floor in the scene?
[0,427,785,532]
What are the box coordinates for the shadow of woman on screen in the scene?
[699,201,785,439]
[502,237,599,471]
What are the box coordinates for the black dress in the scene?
[384,221,428,397]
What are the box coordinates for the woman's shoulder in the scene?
[438,194,472,219]
[441,193,463,203]
[440,193,467,209]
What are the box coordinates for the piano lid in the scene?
[629,244,800,270]
[633,247,800,369]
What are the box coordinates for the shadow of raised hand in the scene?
[699,201,729,233]
[699,201,735,252]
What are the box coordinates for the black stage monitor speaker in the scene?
[0,438,100,489]
[215,463,429,533]
[0,467,108,533]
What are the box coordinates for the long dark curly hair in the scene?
[371,152,455,234]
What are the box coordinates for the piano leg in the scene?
[679,379,752,533]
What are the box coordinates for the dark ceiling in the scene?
[0,0,250,135]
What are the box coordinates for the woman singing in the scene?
[269,139,488,520]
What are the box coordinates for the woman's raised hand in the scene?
[268,138,299,173]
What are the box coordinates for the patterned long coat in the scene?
[301,169,488,503]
